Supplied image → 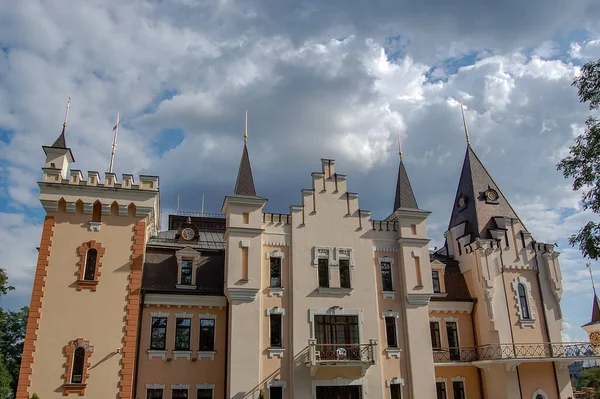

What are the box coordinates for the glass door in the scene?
[446,322,460,361]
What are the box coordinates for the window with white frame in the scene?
[270,313,282,348]
[171,387,188,398]
[196,384,213,399]
[199,319,215,351]
[381,261,393,291]
[452,377,466,399]
[318,258,329,288]
[268,380,286,399]
[385,317,398,348]
[436,380,447,399]
[511,276,535,327]
[390,382,402,399]
[270,257,282,288]
[432,270,441,293]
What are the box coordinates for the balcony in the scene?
[306,339,378,376]
[433,342,600,369]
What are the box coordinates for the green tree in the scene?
[557,58,600,260]
[0,306,28,395]
[0,269,14,298]
[574,367,600,391]
[0,354,11,399]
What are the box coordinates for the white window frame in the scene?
[148,312,169,360]
[444,317,460,351]
[532,389,548,399]
[145,383,164,399]
[267,380,287,399]
[435,378,447,399]
[171,384,189,399]
[266,308,286,358]
[309,308,364,342]
[381,312,401,359]
[511,276,536,328]
[378,257,396,300]
[198,314,217,360]
[311,377,366,399]
[267,251,285,297]
[386,377,404,398]
[173,314,193,360]
[196,383,214,399]
[451,376,467,399]
[312,246,334,267]
[175,247,201,288]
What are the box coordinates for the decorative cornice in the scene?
[406,293,433,306]
[225,287,259,303]
[397,237,431,245]
[144,294,227,308]
[428,301,473,314]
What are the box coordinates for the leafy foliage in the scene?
[0,355,11,399]
[573,367,600,391]
[30,394,41,399]
[0,306,28,395]
[557,59,600,259]
[0,269,14,298]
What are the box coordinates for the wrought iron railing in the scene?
[433,342,600,363]
[308,341,377,365]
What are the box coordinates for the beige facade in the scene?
[16,119,599,399]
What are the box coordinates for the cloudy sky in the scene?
[1,0,600,341]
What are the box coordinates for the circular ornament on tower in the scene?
[181,227,195,241]
[485,188,499,202]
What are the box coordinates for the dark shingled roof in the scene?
[234,143,257,196]
[393,159,418,211]
[582,292,600,327]
[448,145,521,238]
[430,252,472,301]
[142,248,224,295]
[52,127,67,148]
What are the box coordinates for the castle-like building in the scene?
[15,105,600,399]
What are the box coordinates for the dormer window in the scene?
[432,270,441,293]
[180,259,193,285]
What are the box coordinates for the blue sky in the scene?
[0,0,599,342]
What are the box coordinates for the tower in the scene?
[16,102,160,399]
[222,113,267,398]
[386,138,437,398]
[582,264,600,349]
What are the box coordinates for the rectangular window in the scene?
[436,382,447,399]
[197,389,212,399]
[314,315,360,360]
[147,389,163,399]
[270,257,281,287]
[452,381,465,399]
[270,386,283,399]
[150,317,167,350]
[172,389,188,398]
[430,322,441,349]
[243,212,249,224]
[390,383,402,399]
[410,224,417,235]
[415,256,422,286]
[199,319,215,351]
[270,314,282,348]
[174,318,191,351]
[432,270,441,293]
[385,317,398,348]
[381,261,393,291]
[318,258,329,288]
[446,322,460,361]
[340,259,351,288]
[180,259,193,285]
[241,247,249,280]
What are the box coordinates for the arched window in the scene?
[92,201,102,222]
[535,395,544,399]
[84,249,97,281]
[71,347,85,384]
[518,283,530,319]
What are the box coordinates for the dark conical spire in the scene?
[234,143,257,196]
[52,95,71,148]
[393,158,418,210]
[448,145,520,237]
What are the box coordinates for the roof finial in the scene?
[397,129,403,159]
[62,95,71,131]
[108,112,120,173]
[588,262,596,295]
[244,109,248,143]
[459,98,471,146]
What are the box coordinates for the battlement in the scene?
[42,169,159,192]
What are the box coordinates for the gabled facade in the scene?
[16,107,597,399]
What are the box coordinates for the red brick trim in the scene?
[118,220,146,399]
[75,240,106,291]
[62,338,94,396]
[15,216,55,399]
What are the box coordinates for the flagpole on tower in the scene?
[588,262,596,295]
[109,113,120,173]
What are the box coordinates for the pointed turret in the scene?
[393,131,418,211]
[448,145,520,237]
[448,101,521,238]
[234,143,257,196]
[233,110,257,196]
[42,96,75,180]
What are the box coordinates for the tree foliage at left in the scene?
[0,268,29,398]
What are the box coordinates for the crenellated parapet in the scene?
[39,170,160,233]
